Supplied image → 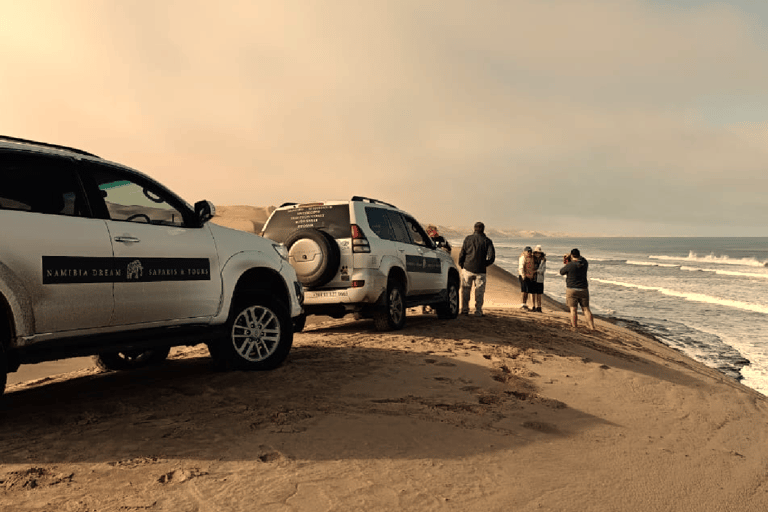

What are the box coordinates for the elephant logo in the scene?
[126,260,143,280]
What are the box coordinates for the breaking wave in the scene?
[592,278,768,315]
[626,260,680,268]
[679,266,768,279]
[649,251,768,268]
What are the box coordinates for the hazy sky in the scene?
[3,0,767,236]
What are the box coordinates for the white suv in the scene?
[0,136,304,395]
[261,197,459,330]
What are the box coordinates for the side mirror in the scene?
[194,200,216,225]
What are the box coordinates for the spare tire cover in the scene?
[284,228,341,288]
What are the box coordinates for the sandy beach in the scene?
[2,210,768,511]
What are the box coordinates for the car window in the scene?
[365,207,396,241]
[263,204,351,243]
[0,152,88,217]
[87,165,187,226]
[385,211,412,244]
[402,216,433,247]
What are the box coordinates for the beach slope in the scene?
[2,250,768,510]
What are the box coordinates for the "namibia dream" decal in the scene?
[43,256,211,284]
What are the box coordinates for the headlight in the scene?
[272,243,289,261]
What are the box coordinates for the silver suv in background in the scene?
[261,197,459,330]
[0,136,304,395]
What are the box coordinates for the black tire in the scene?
[284,229,341,288]
[93,347,171,371]
[373,279,406,331]
[436,276,460,319]
[208,293,293,371]
[0,345,7,397]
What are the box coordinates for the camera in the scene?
[563,254,572,264]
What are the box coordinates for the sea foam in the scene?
[649,251,768,268]
[592,278,768,315]
[679,266,768,279]
[626,260,679,267]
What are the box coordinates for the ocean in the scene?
[454,237,768,397]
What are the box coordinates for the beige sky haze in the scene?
[2,0,767,235]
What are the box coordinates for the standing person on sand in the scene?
[458,222,495,317]
[518,246,535,311]
[531,245,546,313]
[559,248,595,330]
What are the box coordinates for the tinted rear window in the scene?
[0,152,88,217]
[263,204,351,243]
[365,207,412,244]
[365,207,395,241]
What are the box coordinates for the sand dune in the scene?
[2,249,767,510]
[208,204,571,239]
[210,204,275,234]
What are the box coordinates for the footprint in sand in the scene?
[157,468,208,484]
[2,467,74,490]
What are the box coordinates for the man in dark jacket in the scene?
[458,222,495,316]
[559,248,595,330]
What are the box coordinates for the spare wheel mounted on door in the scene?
[283,228,341,288]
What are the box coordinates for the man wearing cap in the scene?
[458,222,495,316]
[518,246,535,310]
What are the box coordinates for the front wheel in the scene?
[208,294,293,371]
[436,276,460,319]
[373,279,406,331]
[0,345,7,396]
[93,347,171,371]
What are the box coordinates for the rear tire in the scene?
[94,347,171,371]
[436,276,460,319]
[208,293,293,371]
[373,279,406,331]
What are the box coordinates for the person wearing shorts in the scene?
[518,246,535,310]
[559,248,595,330]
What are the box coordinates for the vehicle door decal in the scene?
[43,256,211,284]
[405,255,441,274]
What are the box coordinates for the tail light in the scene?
[351,224,370,253]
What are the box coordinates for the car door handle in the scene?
[114,236,140,243]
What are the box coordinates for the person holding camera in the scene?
[518,246,535,310]
[559,248,595,330]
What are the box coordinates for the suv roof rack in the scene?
[351,196,398,209]
[0,135,100,158]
